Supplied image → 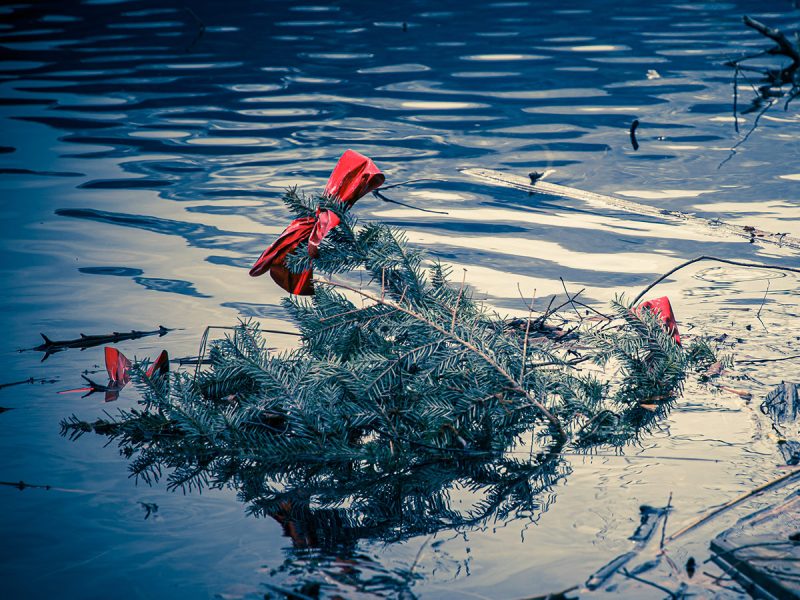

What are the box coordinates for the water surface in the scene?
[1,1,799,598]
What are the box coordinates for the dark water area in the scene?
[1,1,800,598]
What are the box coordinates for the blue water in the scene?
[1,1,799,598]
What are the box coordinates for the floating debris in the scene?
[138,501,159,520]
[461,167,800,252]
[585,503,670,590]
[711,489,800,599]
[629,118,640,151]
[762,382,800,465]
[26,325,174,360]
[0,377,57,391]
[0,480,52,491]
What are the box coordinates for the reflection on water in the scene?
[63,397,566,598]
[1,0,799,598]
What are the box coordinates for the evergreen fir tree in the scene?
[60,187,724,583]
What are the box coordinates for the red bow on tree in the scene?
[249,150,385,295]
[637,296,681,345]
[323,149,385,206]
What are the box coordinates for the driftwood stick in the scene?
[631,256,800,305]
[664,467,800,545]
[460,168,800,252]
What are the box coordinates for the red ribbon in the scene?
[146,349,170,379]
[250,150,384,295]
[324,149,385,205]
[636,296,681,345]
[105,346,132,385]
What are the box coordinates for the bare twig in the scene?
[372,190,449,215]
[571,299,613,322]
[756,280,770,319]
[660,492,673,549]
[621,568,678,598]
[560,278,583,322]
[631,256,800,305]
[557,452,721,463]
[410,534,434,573]
[756,280,770,331]
[718,97,776,169]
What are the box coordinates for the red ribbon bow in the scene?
[636,296,681,345]
[323,149,385,206]
[249,150,384,295]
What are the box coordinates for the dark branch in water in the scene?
[629,119,640,151]
[24,325,175,360]
[372,189,449,215]
[0,376,57,391]
[721,16,800,160]
[742,16,800,81]
[0,480,52,491]
[718,97,775,169]
[379,178,448,190]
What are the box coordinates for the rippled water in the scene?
[1,1,799,598]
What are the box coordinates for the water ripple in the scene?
[3,1,800,597]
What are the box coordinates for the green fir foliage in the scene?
[62,188,716,537]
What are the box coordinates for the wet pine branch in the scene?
[61,188,719,524]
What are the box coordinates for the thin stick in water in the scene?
[664,467,800,544]
[632,256,800,305]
